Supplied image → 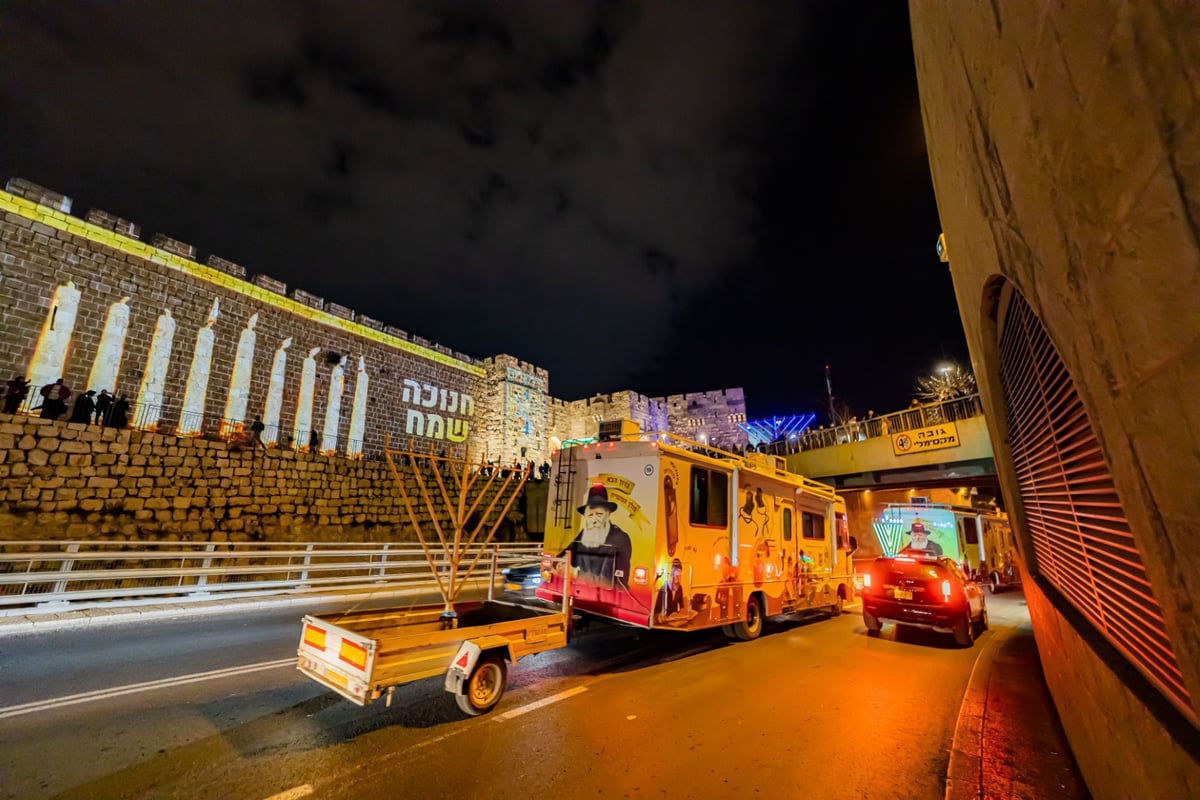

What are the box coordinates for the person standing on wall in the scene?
[107,394,130,428]
[94,389,113,425]
[3,376,28,414]
[38,378,71,420]
[69,390,96,424]
[248,414,266,451]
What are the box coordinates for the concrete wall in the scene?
[909,2,1200,796]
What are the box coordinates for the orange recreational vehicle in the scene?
[538,427,854,639]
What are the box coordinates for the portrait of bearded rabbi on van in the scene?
[559,483,633,590]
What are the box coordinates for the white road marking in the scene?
[262,786,314,800]
[492,686,588,721]
[0,657,295,719]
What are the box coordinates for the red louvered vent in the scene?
[997,287,1192,718]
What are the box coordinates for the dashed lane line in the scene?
[0,657,295,719]
[492,686,588,721]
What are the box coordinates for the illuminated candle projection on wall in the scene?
[347,356,368,458]
[263,337,291,446]
[178,299,220,436]
[24,280,82,412]
[222,312,258,434]
[136,309,176,430]
[86,296,131,396]
[293,346,320,451]
[321,355,346,454]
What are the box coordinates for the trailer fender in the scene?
[444,636,513,695]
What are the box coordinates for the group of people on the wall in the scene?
[2,375,130,427]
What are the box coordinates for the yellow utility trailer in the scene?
[296,441,573,716]
[296,551,571,715]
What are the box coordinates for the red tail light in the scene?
[863,573,872,588]
[941,579,952,602]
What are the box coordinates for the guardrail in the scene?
[0,540,546,616]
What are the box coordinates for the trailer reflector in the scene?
[339,639,369,670]
[303,624,327,651]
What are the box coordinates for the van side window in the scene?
[802,511,826,540]
[783,508,793,541]
[690,467,729,527]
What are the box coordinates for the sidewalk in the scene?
[946,617,1092,800]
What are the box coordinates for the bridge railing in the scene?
[0,540,545,616]
[761,393,985,455]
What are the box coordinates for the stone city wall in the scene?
[0,180,494,462]
[0,177,754,539]
[546,387,747,450]
[481,355,550,466]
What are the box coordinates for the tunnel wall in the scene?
[909,3,1200,797]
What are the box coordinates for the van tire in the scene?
[731,596,763,641]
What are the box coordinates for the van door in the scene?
[780,500,799,607]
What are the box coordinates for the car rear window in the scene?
[874,557,946,580]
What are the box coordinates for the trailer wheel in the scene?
[455,653,507,716]
[731,596,763,641]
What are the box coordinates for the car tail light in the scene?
[863,573,872,588]
[941,579,952,602]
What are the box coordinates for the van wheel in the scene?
[828,596,844,617]
[455,653,507,716]
[732,596,763,641]
[988,573,1000,594]
[953,609,975,647]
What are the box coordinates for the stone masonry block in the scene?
[252,274,287,294]
[150,233,197,260]
[84,209,141,239]
[326,302,355,321]
[290,288,324,310]
[5,178,72,213]
[206,254,248,279]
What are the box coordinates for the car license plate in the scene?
[505,583,522,592]
[892,588,912,600]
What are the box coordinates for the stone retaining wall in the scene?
[0,412,525,542]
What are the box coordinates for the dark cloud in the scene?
[0,1,965,419]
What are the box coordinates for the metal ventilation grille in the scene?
[997,288,1191,717]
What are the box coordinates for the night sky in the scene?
[0,2,968,421]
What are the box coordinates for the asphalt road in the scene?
[0,594,1032,800]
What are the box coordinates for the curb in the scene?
[944,623,1016,800]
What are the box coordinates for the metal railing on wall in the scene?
[0,540,545,616]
